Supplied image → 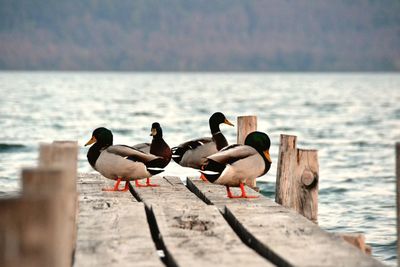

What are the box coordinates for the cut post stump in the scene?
[275,134,319,223]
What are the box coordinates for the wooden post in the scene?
[237,115,257,145]
[22,167,69,196]
[0,168,68,267]
[275,134,319,223]
[337,233,371,255]
[38,141,78,265]
[39,141,78,181]
[396,142,400,266]
[237,116,257,188]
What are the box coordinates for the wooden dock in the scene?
[0,122,393,267]
[74,174,385,267]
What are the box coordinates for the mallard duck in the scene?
[171,112,234,178]
[200,131,272,198]
[85,127,164,191]
[132,122,172,168]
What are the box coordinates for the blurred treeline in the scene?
[0,0,399,71]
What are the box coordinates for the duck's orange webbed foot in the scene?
[145,177,159,187]
[102,178,129,192]
[239,182,258,198]
[226,183,258,198]
[199,166,208,182]
[199,173,208,182]
[135,178,159,187]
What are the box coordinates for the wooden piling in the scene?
[338,233,372,255]
[39,141,78,180]
[0,168,69,267]
[38,141,78,265]
[396,142,400,266]
[237,115,257,145]
[275,134,319,223]
[22,167,69,196]
[237,115,258,188]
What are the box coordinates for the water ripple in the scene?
[0,143,27,153]
[0,72,398,266]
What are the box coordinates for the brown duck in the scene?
[132,122,172,170]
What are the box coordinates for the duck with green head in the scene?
[171,112,234,178]
[85,127,165,191]
[200,131,272,198]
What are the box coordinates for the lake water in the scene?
[0,72,399,265]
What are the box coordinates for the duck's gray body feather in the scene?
[95,145,159,181]
[206,145,265,187]
[132,143,151,154]
[178,138,218,169]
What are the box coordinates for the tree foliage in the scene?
[0,0,399,71]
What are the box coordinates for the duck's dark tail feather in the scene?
[171,146,185,164]
[147,167,165,175]
[200,159,225,183]
[146,158,165,168]
[146,158,165,175]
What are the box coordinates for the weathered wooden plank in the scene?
[130,176,273,267]
[74,173,162,267]
[187,177,386,267]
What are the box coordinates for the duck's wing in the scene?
[206,145,257,165]
[202,145,261,184]
[106,145,160,164]
[132,142,151,154]
[171,137,213,163]
[175,137,213,150]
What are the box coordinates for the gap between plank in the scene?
[128,181,178,267]
[185,178,292,267]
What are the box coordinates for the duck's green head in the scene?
[209,112,234,129]
[85,127,113,147]
[245,131,271,163]
[150,122,163,138]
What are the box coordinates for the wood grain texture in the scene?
[0,167,72,267]
[338,233,372,255]
[0,197,64,267]
[39,141,79,263]
[130,176,273,267]
[237,116,257,145]
[74,173,162,267]
[187,177,385,267]
[275,134,319,223]
[237,116,258,188]
[39,141,78,193]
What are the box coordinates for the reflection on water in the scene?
[0,72,399,265]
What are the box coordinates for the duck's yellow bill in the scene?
[150,128,157,136]
[264,150,272,163]
[85,136,97,146]
[224,119,234,126]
